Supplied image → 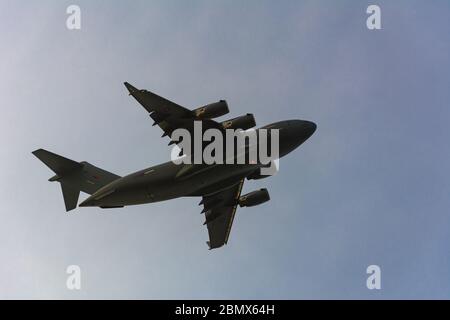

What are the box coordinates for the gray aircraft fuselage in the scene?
[79,119,316,208]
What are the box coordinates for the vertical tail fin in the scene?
[60,183,80,211]
[32,149,120,212]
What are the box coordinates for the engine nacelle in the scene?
[193,100,229,119]
[238,188,270,207]
[221,113,256,130]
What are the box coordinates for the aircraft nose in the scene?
[278,119,317,157]
[291,120,317,138]
[303,120,317,137]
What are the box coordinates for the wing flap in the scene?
[202,179,245,249]
[124,82,224,159]
[125,82,190,116]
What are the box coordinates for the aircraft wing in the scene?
[124,82,222,143]
[201,179,245,249]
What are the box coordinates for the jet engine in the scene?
[193,100,229,119]
[221,113,256,130]
[238,188,270,207]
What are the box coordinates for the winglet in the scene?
[124,82,138,95]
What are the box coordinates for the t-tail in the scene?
[32,149,120,211]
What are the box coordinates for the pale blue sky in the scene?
[0,0,449,299]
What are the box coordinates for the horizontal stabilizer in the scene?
[33,148,121,212]
[32,149,82,176]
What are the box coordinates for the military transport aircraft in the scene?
[33,82,316,249]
